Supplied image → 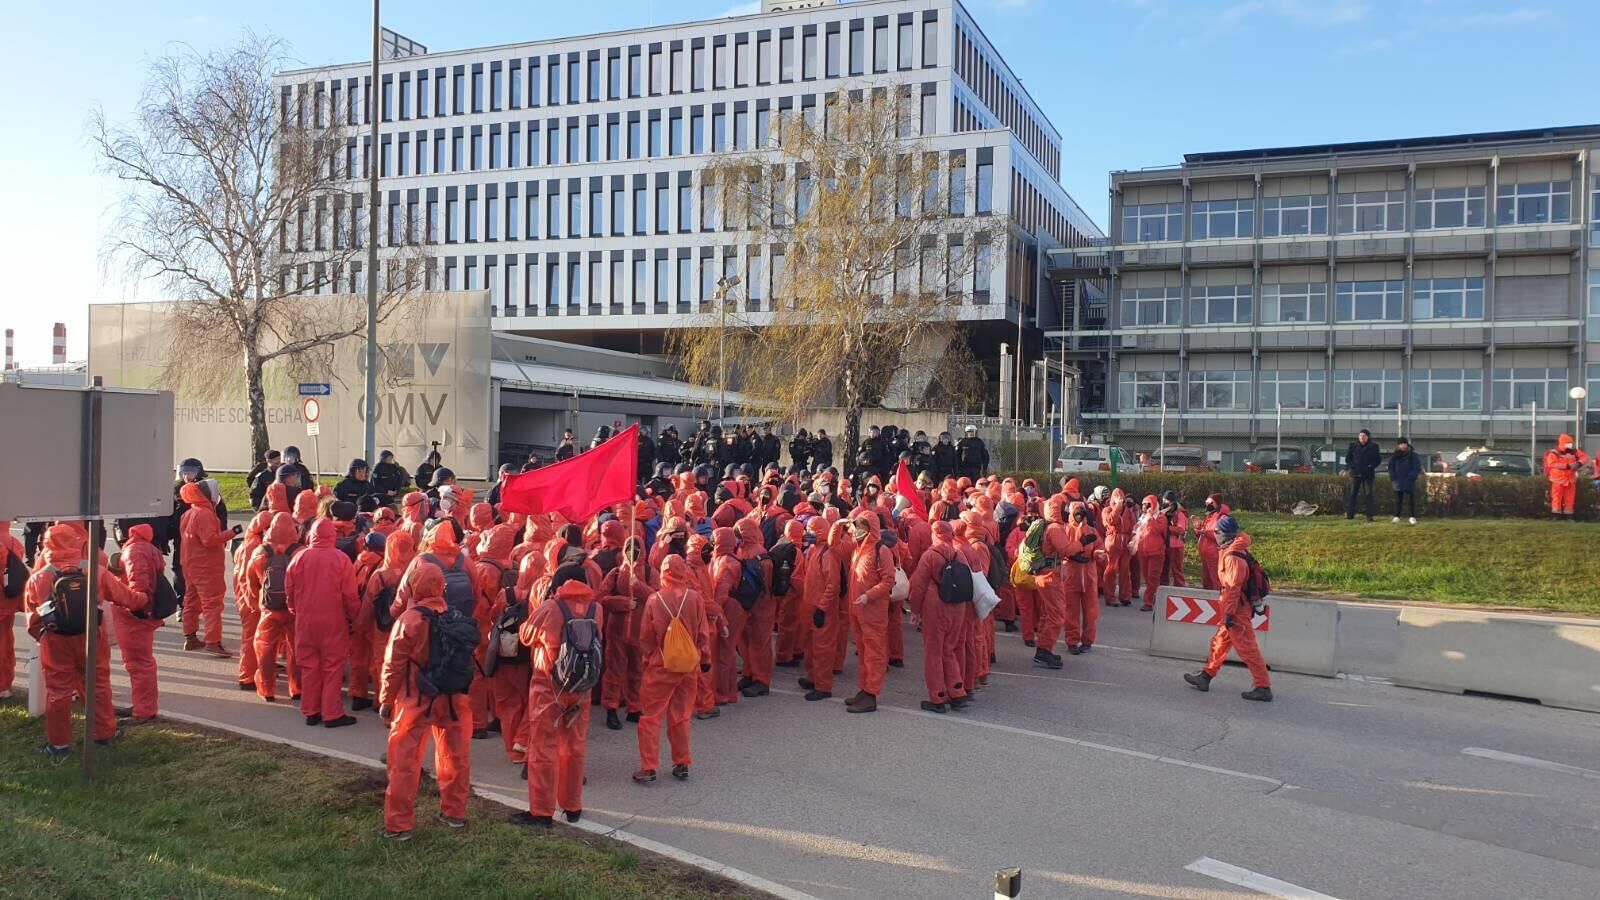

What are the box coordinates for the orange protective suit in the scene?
[1545,434,1589,516]
[248,514,302,700]
[1197,496,1230,591]
[803,519,853,694]
[1133,497,1170,611]
[487,553,539,764]
[908,520,980,705]
[1063,502,1101,651]
[347,539,385,706]
[359,531,415,704]
[0,523,26,695]
[233,511,274,688]
[111,524,166,718]
[1100,490,1135,605]
[400,491,430,547]
[847,512,896,700]
[380,564,472,834]
[520,578,605,819]
[732,518,775,693]
[1034,499,1082,655]
[709,527,744,705]
[636,555,713,773]
[1202,533,1271,688]
[287,519,360,721]
[26,525,141,747]
[772,518,810,666]
[470,525,518,731]
[178,481,229,646]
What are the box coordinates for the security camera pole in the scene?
[363,0,382,466]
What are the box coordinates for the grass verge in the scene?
[1209,513,1600,615]
[0,703,759,900]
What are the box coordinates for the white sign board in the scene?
[306,420,320,436]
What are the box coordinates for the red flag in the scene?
[893,459,928,521]
[500,424,639,521]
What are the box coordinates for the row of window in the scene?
[289,9,944,136]
[951,23,1057,179]
[1119,366,1572,412]
[1119,278,1487,327]
[1121,181,1579,242]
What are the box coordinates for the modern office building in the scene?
[274,0,1101,409]
[1047,125,1600,469]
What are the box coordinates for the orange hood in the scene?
[266,513,299,551]
[383,530,417,570]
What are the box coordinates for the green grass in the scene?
[213,472,252,511]
[1206,513,1600,615]
[0,704,757,900]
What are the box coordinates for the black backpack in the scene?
[41,567,92,636]
[731,556,766,611]
[985,542,1007,590]
[424,553,475,617]
[4,551,27,600]
[552,598,603,694]
[415,607,480,700]
[937,548,974,604]
[591,547,620,576]
[137,572,180,621]
[335,531,360,562]
[372,576,399,632]
[1234,550,1272,613]
[262,549,294,612]
[759,517,781,550]
[768,540,798,597]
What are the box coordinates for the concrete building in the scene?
[1047,124,1600,470]
[273,0,1100,409]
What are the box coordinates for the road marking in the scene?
[1334,673,1392,685]
[771,689,1288,789]
[1462,747,1600,781]
[159,711,823,900]
[1185,857,1345,900]
[988,670,1124,687]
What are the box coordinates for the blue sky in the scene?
[1,0,1592,364]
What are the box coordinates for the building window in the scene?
[1415,186,1485,230]
[922,19,938,67]
[649,118,662,156]
[897,22,914,69]
[920,92,936,136]
[677,256,692,304]
[1121,203,1183,242]
[1334,280,1403,322]
[588,190,601,237]
[568,260,583,305]
[1493,367,1568,410]
[1590,176,1600,247]
[1118,369,1179,410]
[506,195,519,240]
[634,188,647,235]
[975,160,993,214]
[491,68,503,110]
[712,111,727,151]
[1413,277,1484,320]
[607,121,620,160]
[949,163,966,215]
[735,42,750,87]
[1188,285,1252,325]
[1121,287,1181,326]
[547,126,559,165]
[1336,190,1405,233]
[803,33,818,79]
[692,46,706,91]
[825,31,840,78]
[732,109,748,150]
[678,184,692,232]
[484,199,497,241]
[755,108,770,147]
[1190,200,1253,240]
[649,51,663,95]
[656,185,670,233]
[1410,368,1483,411]
[757,37,772,84]
[700,257,716,302]
[1334,368,1402,410]
[670,114,684,155]
[471,71,484,112]
[628,120,641,158]
[453,72,465,113]
[526,193,539,238]
[609,56,622,100]
[584,59,597,102]
[1588,269,1600,340]
[548,193,560,238]
[1259,370,1326,410]
[465,197,479,241]
[779,35,795,82]
[655,257,669,304]
[1188,370,1251,410]
[1261,282,1327,323]
[849,27,864,75]
[671,48,685,92]
[1496,181,1571,225]
[611,190,625,236]
[872,24,889,73]
[691,112,705,154]
[629,54,642,97]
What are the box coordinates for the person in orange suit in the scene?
[1186,516,1272,702]
[928,478,964,523]
[1100,489,1135,607]
[232,511,274,690]
[292,488,320,538]
[685,533,724,719]
[248,513,302,702]
[1160,491,1190,589]
[1544,433,1589,520]
[287,519,361,728]
[513,574,605,827]
[800,517,852,701]
[360,530,415,709]
[26,525,142,758]
[1133,495,1170,612]
[488,552,540,766]
[908,519,981,713]
[956,511,992,689]
[348,532,388,711]
[633,554,714,783]
[845,512,895,713]
[1033,497,1082,669]
[379,564,473,839]
[594,520,642,729]
[731,518,775,698]
[370,506,400,538]
[1197,494,1230,590]
[1007,503,1041,644]
[1062,501,1102,655]
[109,523,166,722]
[470,524,518,735]
[772,517,810,669]
[0,521,27,699]
[178,480,233,656]
[399,491,430,547]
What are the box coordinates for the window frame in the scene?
[1409,367,1483,412]
[1414,185,1486,230]
[1118,369,1180,410]
[1413,276,1485,321]
[1261,194,1329,237]
[1258,369,1327,411]
[1189,199,1254,241]
[1334,279,1404,323]
[1333,368,1403,411]
[1335,189,1405,234]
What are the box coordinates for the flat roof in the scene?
[1180,123,1600,166]
[491,359,747,408]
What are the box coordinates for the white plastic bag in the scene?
[890,567,909,603]
[27,653,44,718]
[972,571,1001,621]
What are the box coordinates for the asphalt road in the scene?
[10,568,1600,899]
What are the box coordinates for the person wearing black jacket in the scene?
[371,450,408,507]
[1344,429,1381,522]
[334,459,375,506]
[487,463,518,507]
[760,425,782,469]
[955,426,989,480]
[277,446,314,494]
[932,432,958,482]
[246,450,279,509]
[789,429,812,470]
[1387,438,1422,525]
[554,430,577,462]
[637,426,657,478]
[590,425,613,450]
[657,426,681,466]
[415,449,441,490]
[811,429,834,470]
[909,431,933,478]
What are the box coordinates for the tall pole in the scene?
[1276,403,1283,473]
[81,376,104,781]
[363,0,381,467]
[717,284,726,423]
[1530,400,1537,464]
[1158,400,1167,473]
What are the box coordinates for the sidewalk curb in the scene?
[157,711,819,900]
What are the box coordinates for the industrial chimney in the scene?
[52,323,66,365]
[4,329,13,371]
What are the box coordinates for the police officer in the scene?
[956,426,989,481]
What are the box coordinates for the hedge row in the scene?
[1006,471,1594,520]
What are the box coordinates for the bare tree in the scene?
[93,32,423,460]
[670,86,997,464]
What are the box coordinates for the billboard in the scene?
[88,292,492,480]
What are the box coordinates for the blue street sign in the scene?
[298,383,332,397]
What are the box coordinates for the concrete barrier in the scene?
[1147,586,1340,678]
[1394,608,1600,713]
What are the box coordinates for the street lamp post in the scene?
[714,275,740,423]
[1570,386,1587,446]
[363,0,381,467]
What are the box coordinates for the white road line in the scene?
[988,670,1124,687]
[1185,857,1345,900]
[1462,747,1600,781]
[158,711,823,900]
[770,689,1287,789]
[1334,673,1392,685]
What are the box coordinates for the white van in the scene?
[1054,444,1139,474]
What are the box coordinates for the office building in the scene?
[1048,124,1600,469]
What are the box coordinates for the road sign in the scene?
[298,383,332,397]
[302,397,321,424]
[1166,595,1269,631]
[306,420,320,436]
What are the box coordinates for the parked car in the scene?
[1244,445,1313,474]
[1454,449,1537,480]
[1054,444,1139,474]
[1148,444,1214,472]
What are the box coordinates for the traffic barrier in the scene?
[1394,608,1600,713]
[1147,586,1340,677]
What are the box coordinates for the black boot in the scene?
[351,697,373,711]
[1241,686,1274,702]
[804,690,831,701]
[1033,648,1063,670]
[605,709,622,730]
[740,682,769,698]
[1184,671,1212,692]
[797,677,816,690]
[919,700,948,714]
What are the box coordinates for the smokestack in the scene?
[4,329,13,371]
[52,323,66,365]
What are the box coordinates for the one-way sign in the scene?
[298,383,332,397]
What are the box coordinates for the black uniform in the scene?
[637,431,657,479]
[955,435,989,481]
[811,435,834,470]
[932,440,958,482]
[372,460,409,505]
[248,465,278,509]
[789,433,812,470]
[910,438,934,478]
[657,431,682,466]
[333,476,374,506]
[760,432,782,468]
